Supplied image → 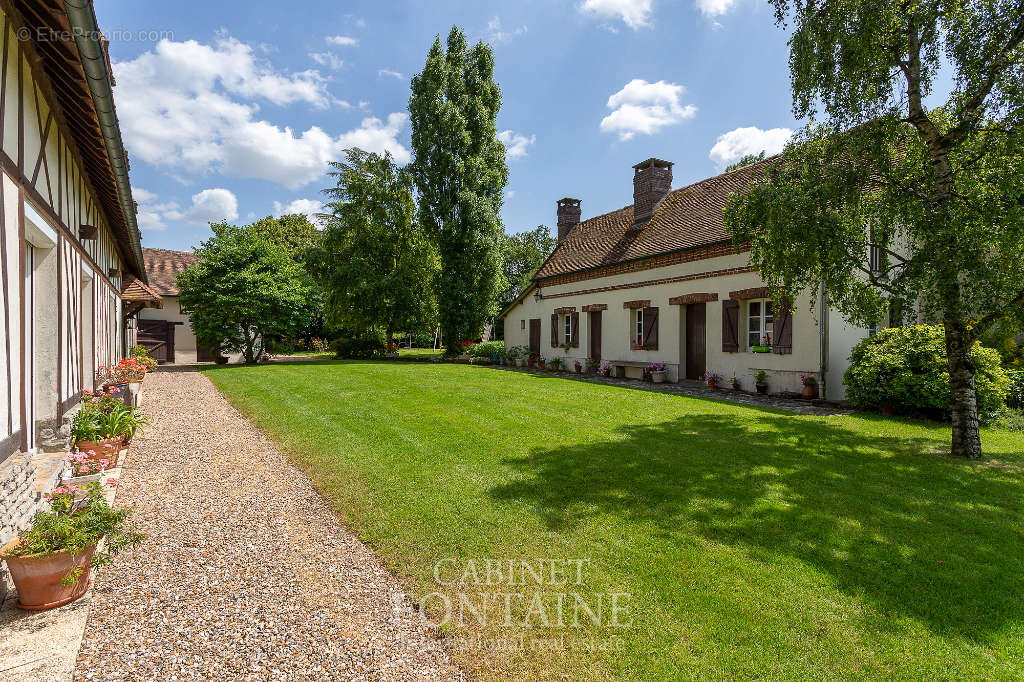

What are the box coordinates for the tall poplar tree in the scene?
[724,2,1024,459]
[409,26,508,352]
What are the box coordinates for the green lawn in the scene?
[399,347,443,359]
[203,360,1024,681]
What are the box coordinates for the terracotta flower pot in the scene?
[0,539,97,610]
[802,383,819,400]
[74,436,123,467]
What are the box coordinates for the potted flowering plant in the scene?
[548,357,563,372]
[751,336,771,353]
[71,389,148,466]
[574,360,583,374]
[536,357,546,370]
[597,360,612,377]
[755,369,769,394]
[703,371,723,388]
[98,359,147,406]
[0,481,142,610]
[799,372,819,400]
[585,358,600,375]
[731,375,742,391]
[645,362,667,383]
[129,345,158,372]
[64,451,112,485]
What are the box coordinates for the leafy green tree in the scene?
[409,26,509,353]
[308,148,439,345]
[249,213,319,259]
[724,2,1024,459]
[497,225,556,310]
[177,225,314,364]
[724,151,766,172]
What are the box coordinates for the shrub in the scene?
[1007,368,1024,409]
[410,331,435,348]
[994,407,1024,432]
[844,325,1010,421]
[332,330,386,359]
[468,341,505,359]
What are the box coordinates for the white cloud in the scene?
[580,0,653,30]
[326,35,358,47]
[486,17,527,44]
[708,126,792,169]
[310,52,344,70]
[378,68,404,79]
[600,79,697,141]
[697,0,736,17]
[273,198,325,225]
[114,36,411,190]
[132,187,158,204]
[497,130,536,159]
[176,189,239,225]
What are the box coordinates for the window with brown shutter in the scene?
[570,312,580,348]
[550,313,558,348]
[722,300,739,352]
[643,306,659,350]
[773,298,793,354]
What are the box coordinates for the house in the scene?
[500,158,879,400]
[134,247,222,364]
[0,0,149,466]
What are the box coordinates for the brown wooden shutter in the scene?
[570,312,580,348]
[722,300,739,352]
[643,306,659,350]
[773,297,793,354]
[550,314,559,348]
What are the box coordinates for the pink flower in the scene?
[105,478,117,488]
[79,465,89,473]
[109,386,120,393]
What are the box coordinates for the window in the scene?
[632,308,644,348]
[869,244,889,280]
[520,319,526,331]
[747,299,773,349]
[563,314,573,345]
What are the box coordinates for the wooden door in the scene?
[685,303,706,380]
[139,320,174,363]
[529,318,541,355]
[589,311,602,360]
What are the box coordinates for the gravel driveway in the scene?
[74,370,464,681]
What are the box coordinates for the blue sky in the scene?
[96,0,800,251]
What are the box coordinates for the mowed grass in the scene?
[203,360,1024,681]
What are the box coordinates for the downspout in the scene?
[62,0,146,283]
[818,282,828,400]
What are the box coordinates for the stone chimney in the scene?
[632,158,673,225]
[556,198,581,242]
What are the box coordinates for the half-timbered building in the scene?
[0,0,146,463]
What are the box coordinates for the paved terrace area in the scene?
[70,370,463,681]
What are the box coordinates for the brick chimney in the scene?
[632,158,673,225]
[557,198,581,242]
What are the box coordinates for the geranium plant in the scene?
[799,371,818,386]
[66,450,111,477]
[5,481,143,586]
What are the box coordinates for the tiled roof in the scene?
[121,276,162,307]
[534,158,771,280]
[142,247,199,296]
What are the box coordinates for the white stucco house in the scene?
[500,158,892,400]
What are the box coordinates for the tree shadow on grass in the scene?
[488,413,1024,642]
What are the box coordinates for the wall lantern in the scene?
[533,289,543,303]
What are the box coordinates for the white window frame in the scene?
[563,314,573,346]
[747,299,774,350]
[520,319,526,331]
[632,308,644,348]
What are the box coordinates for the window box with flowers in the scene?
[0,480,142,610]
